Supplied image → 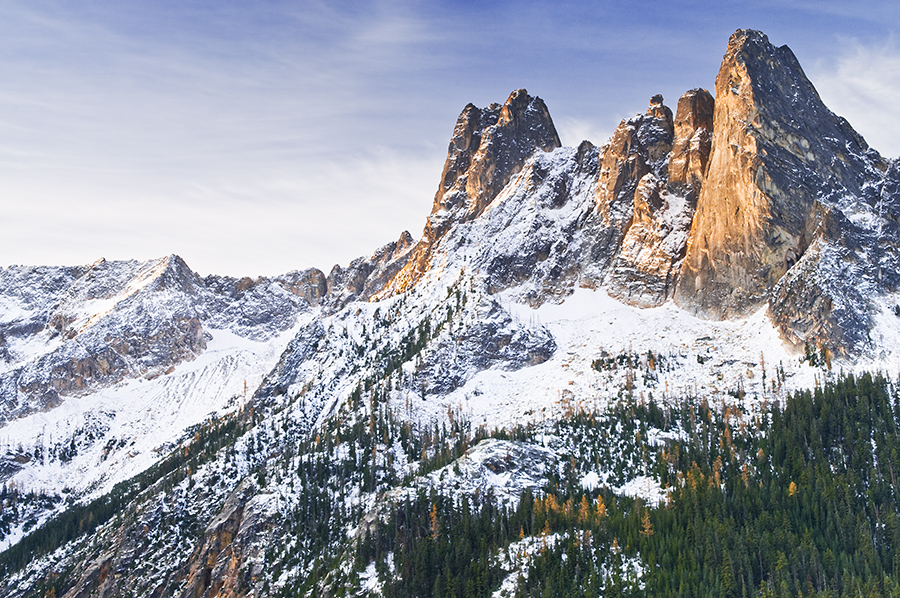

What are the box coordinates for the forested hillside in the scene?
[352,373,900,598]
[8,373,898,597]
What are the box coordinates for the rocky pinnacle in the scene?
[377,89,561,298]
[675,29,884,320]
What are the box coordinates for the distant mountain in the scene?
[2,29,900,598]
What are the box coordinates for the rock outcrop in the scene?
[325,230,416,307]
[604,91,713,306]
[47,479,274,598]
[173,483,275,598]
[377,89,561,298]
[668,88,715,192]
[594,95,674,232]
[473,140,599,303]
[675,29,886,321]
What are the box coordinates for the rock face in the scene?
[173,483,274,598]
[604,91,713,306]
[42,476,273,598]
[668,89,715,192]
[675,29,886,321]
[471,140,600,304]
[377,89,562,298]
[595,96,674,242]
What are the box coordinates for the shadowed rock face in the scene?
[54,480,274,598]
[377,89,561,298]
[675,29,885,320]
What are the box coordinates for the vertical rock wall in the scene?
[675,29,884,319]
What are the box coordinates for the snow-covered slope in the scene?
[0,319,306,552]
[0,255,323,420]
[0,256,325,549]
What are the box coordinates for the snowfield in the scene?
[388,285,819,433]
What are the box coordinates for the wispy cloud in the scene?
[0,1,453,274]
[809,37,900,158]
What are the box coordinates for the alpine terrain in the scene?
[3,29,900,598]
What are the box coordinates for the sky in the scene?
[1,1,898,277]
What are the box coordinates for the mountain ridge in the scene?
[3,27,900,598]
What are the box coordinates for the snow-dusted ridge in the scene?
[0,316,308,552]
[0,255,326,554]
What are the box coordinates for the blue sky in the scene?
[1,1,898,276]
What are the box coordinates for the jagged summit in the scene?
[604,91,712,307]
[449,88,561,222]
[364,28,898,352]
[675,29,884,317]
[376,89,561,298]
[366,29,897,349]
[646,93,673,124]
[670,29,895,353]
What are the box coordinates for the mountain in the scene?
[676,29,895,354]
[0,255,329,504]
[2,29,900,598]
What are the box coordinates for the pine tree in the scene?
[595,495,607,519]
[640,509,653,538]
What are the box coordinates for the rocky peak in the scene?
[431,89,560,226]
[442,89,560,225]
[595,95,674,229]
[377,89,561,298]
[432,102,501,212]
[646,94,673,126]
[639,95,675,170]
[146,254,203,295]
[675,29,885,320]
[603,91,708,307]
